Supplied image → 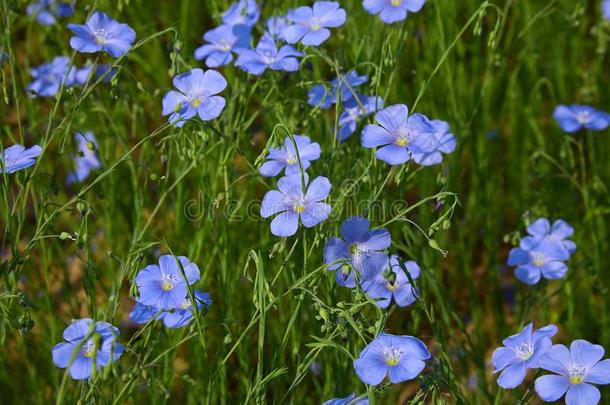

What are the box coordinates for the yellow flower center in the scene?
[391,0,402,6]
[395,138,408,147]
[294,202,305,213]
[190,98,202,108]
[386,281,399,292]
[569,375,583,384]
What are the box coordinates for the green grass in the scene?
[1,0,610,403]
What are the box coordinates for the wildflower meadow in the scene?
[2,0,610,403]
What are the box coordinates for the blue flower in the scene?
[283,1,346,46]
[27,0,74,26]
[222,0,260,27]
[260,173,331,237]
[51,318,123,380]
[235,35,303,75]
[135,255,201,310]
[604,0,610,20]
[322,393,368,405]
[535,340,610,405]
[323,216,391,288]
[1,144,42,174]
[553,105,610,133]
[361,104,438,165]
[159,291,212,328]
[74,64,116,86]
[410,119,456,166]
[265,16,290,41]
[194,24,251,68]
[67,11,136,58]
[259,135,321,177]
[67,132,101,183]
[308,70,369,109]
[162,68,227,127]
[337,95,384,141]
[361,255,420,308]
[492,323,557,389]
[362,0,426,24]
[507,218,575,285]
[27,56,76,97]
[353,333,431,385]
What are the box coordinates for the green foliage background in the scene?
[1,0,610,403]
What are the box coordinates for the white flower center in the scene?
[95,29,107,44]
[568,365,586,384]
[293,200,305,213]
[285,153,297,165]
[179,299,191,310]
[161,273,178,291]
[218,41,232,52]
[395,127,411,147]
[383,347,403,366]
[576,111,591,124]
[262,51,276,64]
[530,252,546,267]
[515,343,533,360]
[309,18,322,31]
[83,340,96,358]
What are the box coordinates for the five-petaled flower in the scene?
[508,218,575,285]
[1,144,42,174]
[362,255,420,308]
[354,333,431,385]
[162,68,227,127]
[323,216,391,288]
[535,339,610,405]
[492,323,558,389]
[361,104,439,165]
[260,173,331,237]
[235,34,303,75]
[51,318,124,380]
[259,135,321,177]
[283,1,346,46]
[410,119,457,166]
[194,24,251,68]
[362,0,426,24]
[553,105,610,133]
[135,255,201,310]
[67,11,136,57]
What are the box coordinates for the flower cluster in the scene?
[27,0,74,26]
[507,218,576,285]
[362,104,456,166]
[129,255,212,329]
[494,324,610,405]
[28,57,116,98]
